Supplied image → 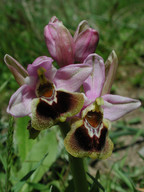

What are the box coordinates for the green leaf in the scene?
[15,116,36,161]
[110,125,144,139]
[138,152,144,161]
[0,154,6,171]
[27,182,50,190]
[0,173,6,192]
[28,180,60,191]
[65,179,75,192]
[113,165,136,191]
[128,117,141,125]
[12,153,48,192]
[16,128,58,191]
[87,172,105,192]
[0,77,11,92]
[50,185,60,192]
[87,172,95,181]
[95,170,100,180]
[111,183,127,192]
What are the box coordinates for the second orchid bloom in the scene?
[64,51,141,159]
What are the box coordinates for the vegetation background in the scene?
[0,0,144,191]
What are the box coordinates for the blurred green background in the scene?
[0,0,144,191]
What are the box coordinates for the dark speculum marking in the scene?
[74,125,107,151]
[56,91,72,113]
[36,91,73,119]
[37,100,58,119]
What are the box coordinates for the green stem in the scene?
[68,155,89,192]
[6,117,14,192]
[59,122,89,192]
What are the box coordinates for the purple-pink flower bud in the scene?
[44,16,74,67]
[74,20,99,63]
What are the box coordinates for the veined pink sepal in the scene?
[44,16,74,67]
[4,54,28,86]
[102,50,118,95]
[74,20,99,63]
[83,54,105,101]
[102,94,141,121]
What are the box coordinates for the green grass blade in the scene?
[12,153,48,192]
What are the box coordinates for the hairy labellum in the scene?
[74,124,107,152]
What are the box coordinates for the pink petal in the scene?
[74,20,89,41]
[4,54,28,86]
[102,50,118,95]
[44,17,74,67]
[102,94,141,121]
[54,63,92,92]
[83,54,105,101]
[74,20,99,63]
[27,56,56,81]
[7,85,36,117]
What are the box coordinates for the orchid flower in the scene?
[64,51,141,159]
[5,54,92,131]
[44,16,99,67]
